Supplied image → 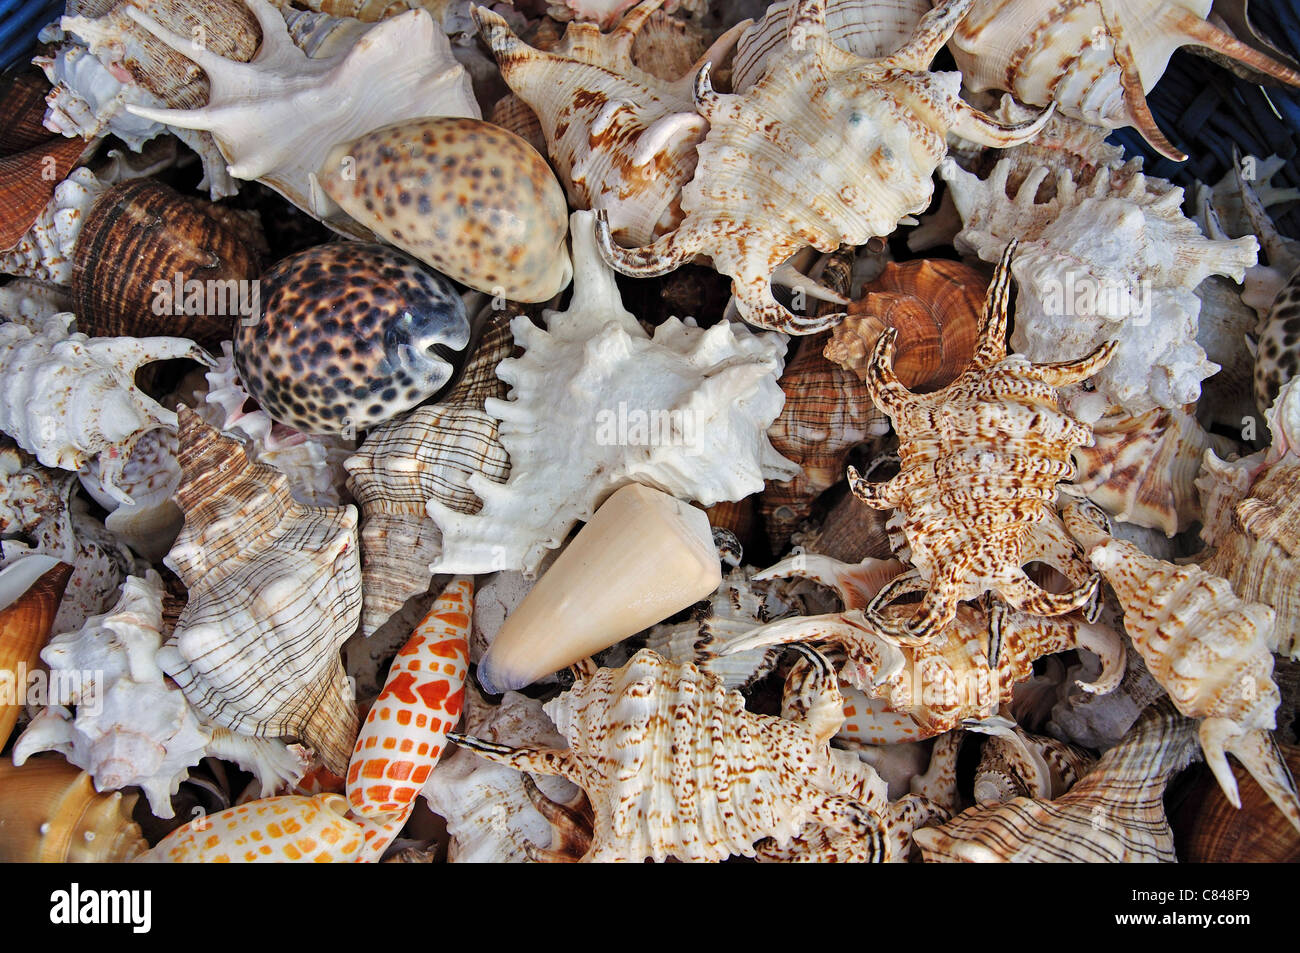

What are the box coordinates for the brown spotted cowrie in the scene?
[233,242,470,436]
[318,117,572,303]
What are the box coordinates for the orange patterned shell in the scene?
[347,577,473,822]
[144,793,364,863]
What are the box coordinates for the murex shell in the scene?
[848,243,1114,642]
[424,211,798,575]
[319,117,573,302]
[233,242,470,436]
[595,0,1051,334]
[0,313,209,505]
[161,408,361,774]
[123,0,480,232]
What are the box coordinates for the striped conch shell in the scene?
[0,755,147,862]
[595,0,1052,334]
[0,313,209,504]
[724,554,1124,744]
[344,308,512,638]
[848,243,1114,643]
[1065,500,1300,833]
[161,408,361,774]
[452,646,893,862]
[346,577,471,860]
[474,0,750,247]
[914,697,1198,861]
[123,0,479,235]
[140,792,365,862]
[945,0,1300,160]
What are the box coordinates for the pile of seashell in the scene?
[1,0,1298,863]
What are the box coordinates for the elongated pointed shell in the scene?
[478,484,721,694]
[0,755,146,862]
[141,792,364,862]
[0,559,73,744]
[161,408,361,773]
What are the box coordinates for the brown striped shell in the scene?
[71,179,265,346]
[343,307,514,639]
[914,698,1198,862]
[1172,743,1300,862]
[825,258,985,393]
[0,755,148,862]
[0,134,93,253]
[161,407,361,773]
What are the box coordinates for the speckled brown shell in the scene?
[233,242,470,436]
[319,117,571,302]
[1255,266,1300,413]
[71,179,265,347]
[826,258,985,393]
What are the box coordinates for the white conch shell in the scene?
[421,687,585,863]
[78,428,184,563]
[941,148,1259,415]
[124,0,480,234]
[425,211,798,575]
[192,342,353,506]
[732,0,930,92]
[0,280,74,329]
[1066,502,1300,832]
[161,408,361,774]
[0,313,209,505]
[0,169,107,285]
[0,448,135,635]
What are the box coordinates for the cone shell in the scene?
[0,755,147,862]
[141,792,364,862]
[826,258,985,393]
[319,117,572,302]
[71,179,265,347]
[161,408,361,773]
[0,560,73,744]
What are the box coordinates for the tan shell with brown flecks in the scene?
[453,647,892,862]
[914,698,1197,862]
[343,308,514,639]
[826,258,985,393]
[595,0,1052,334]
[1063,405,1231,537]
[849,243,1114,643]
[0,561,72,745]
[161,407,361,774]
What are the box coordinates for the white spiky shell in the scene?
[421,688,585,862]
[0,280,74,329]
[78,427,183,563]
[425,211,797,575]
[941,151,1258,416]
[161,408,361,774]
[0,169,106,286]
[123,0,480,234]
[0,448,134,635]
[0,313,209,505]
[344,308,512,638]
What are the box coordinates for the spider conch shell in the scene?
[946,0,1300,161]
[595,0,1052,334]
[0,447,135,635]
[421,686,588,863]
[1065,501,1300,832]
[161,408,361,774]
[0,559,72,745]
[344,307,513,639]
[1062,405,1232,537]
[425,210,798,575]
[140,792,365,862]
[848,244,1113,643]
[0,313,210,506]
[914,698,1198,862]
[474,0,748,247]
[124,0,480,234]
[346,577,471,859]
[731,0,931,92]
[1199,455,1300,663]
[35,0,263,200]
[453,646,891,862]
[0,755,147,862]
[940,141,1259,416]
